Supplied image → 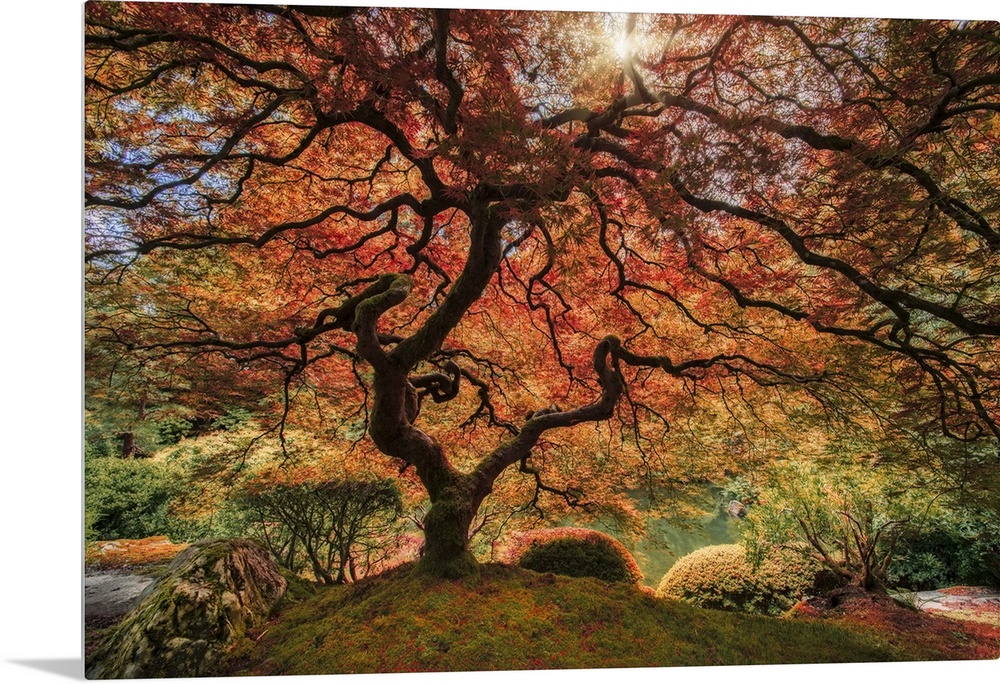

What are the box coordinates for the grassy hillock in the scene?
[213,563,965,676]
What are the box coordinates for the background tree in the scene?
[235,470,404,584]
[85,5,1000,577]
[743,460,926,592]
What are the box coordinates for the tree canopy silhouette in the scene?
[85,4,1000,576]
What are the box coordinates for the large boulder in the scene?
[86,538,287,679]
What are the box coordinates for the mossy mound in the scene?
[86,538,287,679]
[657,543,823,616]
[212,564,933,676]
[506,527,644,584]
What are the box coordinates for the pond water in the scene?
[589,487,743,587]
[495,486,743,586]
[630,508,740,586]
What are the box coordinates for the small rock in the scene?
[726,500,747,519]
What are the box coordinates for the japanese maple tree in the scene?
[85,4,1000,576]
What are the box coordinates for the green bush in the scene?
[84,420,118,460]
[657,544,822,616]
[512,528,644,584]
[888,511,1000,589]
[211,407,253,431]
[888,550,950,590]
[84,413,162,459]
[155,416,195,444]
[85,457,184,540]
[84,508,101,542]
[718,476,759,508]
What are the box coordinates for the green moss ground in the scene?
[213,564,956,676]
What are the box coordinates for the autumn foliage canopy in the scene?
[85,4,1000,575]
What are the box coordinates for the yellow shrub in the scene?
[657,544,821,616]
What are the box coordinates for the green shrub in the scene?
[84,413,162,459]
[84,420,118,460]
[84,508,101,542]
[888,550,950,590]
[718,475,759,508]
[85,457,183,540]
[657,543,822,616]
[211,407,253,431]
[511,527,643,584]
[888,511,1000,589]
[155,416,195,444]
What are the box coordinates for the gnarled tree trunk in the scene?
[343,211,625,579]
[417,478,482,578]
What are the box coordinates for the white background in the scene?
[1,1,996,683]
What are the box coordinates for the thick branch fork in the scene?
[345,271,629,575]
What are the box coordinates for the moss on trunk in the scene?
[414,484,480,579]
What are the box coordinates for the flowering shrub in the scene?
[508,527,643,584]
[657,544,822,616]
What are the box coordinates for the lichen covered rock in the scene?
[86,538,287,679]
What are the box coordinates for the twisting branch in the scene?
[474,336,625,492]
[519,455,589,512]
[432,9,464,135]
[410,361,462,405]
[352,274,413,373]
